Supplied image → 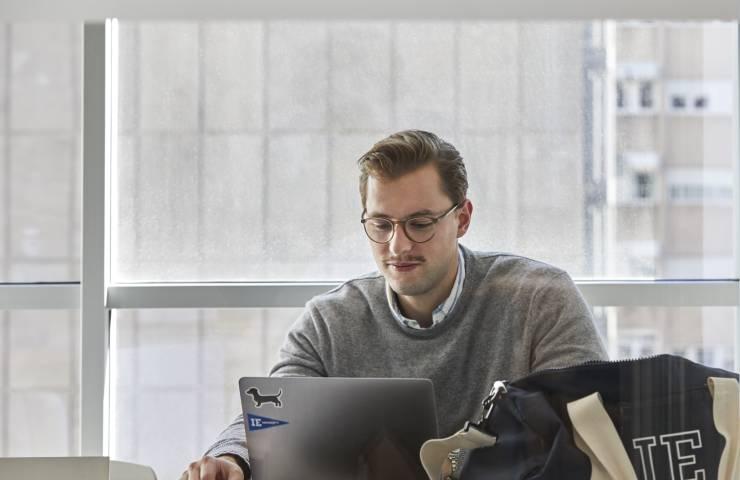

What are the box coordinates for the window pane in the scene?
[594,306,736,370]
[0,309,80,456]
[110,305,736,478]
[0,23,81,282]
[109,308,299,480]
[113,21,738,281]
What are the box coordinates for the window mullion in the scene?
[80,20,109,457]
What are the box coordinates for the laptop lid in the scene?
[0,457,109,480]
[0,457,158,480]
[239,377,438,480]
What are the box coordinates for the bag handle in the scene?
[707,377,740,479]
[419,425,497,480]
[569,377,740,480]
[567,392,638,480]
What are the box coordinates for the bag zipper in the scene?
[469,354,686,431]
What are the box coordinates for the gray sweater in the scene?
[204,246,608,468]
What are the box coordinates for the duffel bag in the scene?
[421,354,740,479]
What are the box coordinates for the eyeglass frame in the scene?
[360,203,461,244]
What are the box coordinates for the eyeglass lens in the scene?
[363,217,436,243]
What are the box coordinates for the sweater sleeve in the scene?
[270,302,329,377]
[202,414,252,476]
[202,305,327,472]
[528,271,608,372]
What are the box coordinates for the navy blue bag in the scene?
[420,355,740,480]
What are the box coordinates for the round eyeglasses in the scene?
[361,203,460,244]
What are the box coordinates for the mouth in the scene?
[386,261,423,273]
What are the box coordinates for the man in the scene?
[181,130,607,480]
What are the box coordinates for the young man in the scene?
[181,130,607,480]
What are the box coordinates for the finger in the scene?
[226,467,244,480]
[200,459,219,480]
[216,457,244,480]
[188,462,201,480]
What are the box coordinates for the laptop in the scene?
[0,457,157,480]
[239,377,439,480]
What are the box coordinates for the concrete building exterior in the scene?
[610,23,737,368]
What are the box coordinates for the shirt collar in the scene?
[386,246,466,330]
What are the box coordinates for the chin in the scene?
[388,279,430,297]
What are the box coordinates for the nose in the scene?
[388,222,414,256]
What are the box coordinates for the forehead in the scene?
[365,163,450,217]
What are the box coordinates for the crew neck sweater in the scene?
[205,246,608,468]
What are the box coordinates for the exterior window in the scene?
[635,172,653,199]
[639,81,653,108]
[671,95,686,109]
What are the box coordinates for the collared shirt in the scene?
[386,246,466,330]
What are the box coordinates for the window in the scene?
[596,306,736,371]
[667,168,734,205]
[0,22,82,457]
[0,6,737,475]
[106,21,738,473]
[639,81,653,108]
[617,80,625,108]
[671,95,686,109]
[110,308,298,479]
[1,310,80,456]
[635,172,653,199]
[114,21,737,280]
[0,23,81,283]
[665,80,733,115]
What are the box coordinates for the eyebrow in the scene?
[366,209,435,219]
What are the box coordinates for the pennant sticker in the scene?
[247,413,289,432]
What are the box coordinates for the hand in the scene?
[179,455,246,480]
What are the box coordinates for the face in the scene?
[364,163,472,299]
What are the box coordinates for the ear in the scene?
[456,199,473,238]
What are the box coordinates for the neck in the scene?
[396,253,459,328]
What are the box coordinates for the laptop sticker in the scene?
[245,387,283,408]
[247,413,289,432]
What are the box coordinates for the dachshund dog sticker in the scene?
[245,387,283,408]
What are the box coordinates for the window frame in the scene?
[0,0,737,21]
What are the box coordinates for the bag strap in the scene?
[419,425,497,480]
[567,392,638,480]
[707,376,740,479]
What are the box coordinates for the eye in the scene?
[367,219,393,231]
[407,218,435,230]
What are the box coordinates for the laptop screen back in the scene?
[239,377,438,480]
[0,457,109,480]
